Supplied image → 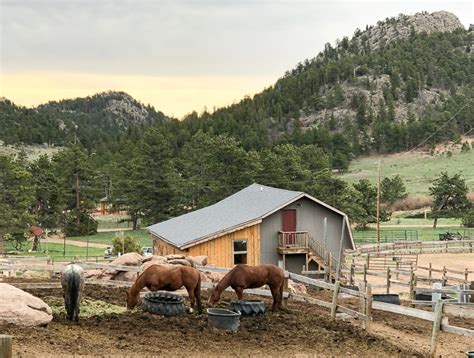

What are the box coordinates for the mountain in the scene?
[1,11,472,163]
[176,11,472,164]
[0,91,169,147]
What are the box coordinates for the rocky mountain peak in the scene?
[356,11,464,50]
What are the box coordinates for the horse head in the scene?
[126,288,139,309]
[208,285,221,306]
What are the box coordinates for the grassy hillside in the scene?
[339,148,474,195]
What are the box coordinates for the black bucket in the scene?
[466,351,474,358]
[372,294,401,305]
[207,308,241,332]
[415,293,432,301]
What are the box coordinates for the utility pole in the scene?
[75,173,81,225]
[376,161,381,250]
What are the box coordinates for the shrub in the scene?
[392,195,432,211]
[111,236,141,255]
[461,208,474,227]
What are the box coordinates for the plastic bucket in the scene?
[466,351,474,358]
[207,308,241,332]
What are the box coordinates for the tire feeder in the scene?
[207,308,241,332]
[142,291,185,316]
[229,300,267,318]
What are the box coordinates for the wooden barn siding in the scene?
[152,234,185,256]
[187,224,260,267]
[152,224,260,267]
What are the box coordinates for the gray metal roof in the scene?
[148,183,304,248]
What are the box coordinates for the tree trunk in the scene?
[131,213,138,231]
[432,217,438,229]
[31,236,40,252]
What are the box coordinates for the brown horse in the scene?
[208,264,284,311]
[126,265,202,313]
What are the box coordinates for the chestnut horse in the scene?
[209,264,284,311]
[126,265,202,313]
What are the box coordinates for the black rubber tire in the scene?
[142,291,185,316]
[372,294,401,305]
[229,300,267,317]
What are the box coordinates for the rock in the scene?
[110,252,143,267]
[201,271,224,284]
[0,283,53,326]
[113,271,139,282]
[186,256,208,266]
[167,259,192,266]
[141,256,169,271]
[288,280,307,295]
[165,254,185,260]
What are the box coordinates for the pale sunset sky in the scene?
[0,0,472,118]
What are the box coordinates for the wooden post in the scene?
[366,284,372,331]
[442,266,447,286]
[465,268,469,284]
[330,281,340,319]
[328,252,332,281]
[386,267,391,294]
[363,264,367,285]
[409,269,415,300]
[358,282,367,330]
[366,255,370,270]
[395,261,400,280]
[428,262,432,280]
[349,263,355,286]
[0,335,12,358]
[429,300,444,358]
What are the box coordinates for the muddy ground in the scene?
[1,282,416,357]
[1,280,472,357]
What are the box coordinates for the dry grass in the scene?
[392,195,433,211]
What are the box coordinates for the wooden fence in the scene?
[347,239,474,257]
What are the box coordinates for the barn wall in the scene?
[260,197,353,273]
[187,224,260,268]
[152,234,186,256]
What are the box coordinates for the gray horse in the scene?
[61,264,85,321]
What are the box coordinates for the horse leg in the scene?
[186,287,195,313]
[270,287,281,311]
[235,287,244,300]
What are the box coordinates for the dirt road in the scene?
[43,237,108,249]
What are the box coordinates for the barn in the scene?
[148,183,355,273]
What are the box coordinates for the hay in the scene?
[43,296,127,317]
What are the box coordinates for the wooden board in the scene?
[372,301,435,321]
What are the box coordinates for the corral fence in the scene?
[347,239,474,257]
[353,230,419,244]
[1,257,473,356]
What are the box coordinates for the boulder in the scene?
[288,280,307,295]
[142,255,167,264]
[142,256,169,271]
[201,271,224,284]
[113,271,140,282]
[165,254,185,260]
[168,259,192,267]
[110,252,143,267]
[0,283,53,326]
[186,256,208,266]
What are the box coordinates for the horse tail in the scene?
[62,264,84,321]
[195,271,202,313]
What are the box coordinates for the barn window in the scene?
[233,240,248,265]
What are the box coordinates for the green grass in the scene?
[3,241,104,259]
[382,217,462,226]
[338,150,474,195]
[95,215,138,229]
[68,229,151,247]
[353,226,473,244]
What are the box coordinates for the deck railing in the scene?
[278,231,309,248]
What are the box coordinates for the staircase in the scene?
[306,237,349,282]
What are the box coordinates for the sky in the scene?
[0,0,472,118]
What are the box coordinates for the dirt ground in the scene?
[0,281,425,358]
[356,252,474,295]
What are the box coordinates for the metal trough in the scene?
[207,308,241,332]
